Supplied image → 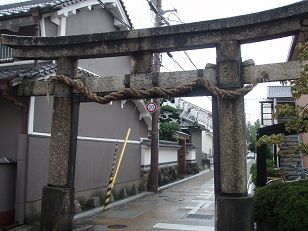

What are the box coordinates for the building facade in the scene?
[0,0,152,226]
[260,86,301,178]
[174,98,213,167]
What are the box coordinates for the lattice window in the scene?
[0,43,13,60]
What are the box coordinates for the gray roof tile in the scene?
[0,61,102,85]
[0,62,57,85]
[0,157,17,164]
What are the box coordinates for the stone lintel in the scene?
[18,68,216,97]
[244,60,301,84]
[2,1,307,59]
[17,61,301,98]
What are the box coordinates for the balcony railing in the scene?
[0,43,13,61]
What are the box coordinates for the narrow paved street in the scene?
[9,160,254,231]
[75,171,215,231]
[74,159,255,231]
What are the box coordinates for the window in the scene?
[260,101,273,126]
[0,44,12,60]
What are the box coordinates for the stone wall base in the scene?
[24,179,141,224]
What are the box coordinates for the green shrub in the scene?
[254,180,308,231]
[250,160,279,185]
[160,121,180,141]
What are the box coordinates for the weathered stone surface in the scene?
[74,200,82,214]
[17,61,301,97]
[249,60,302,83]
[47,57,78,186]
[41,186,74,231]
[218,97,247,193]
[217,41,247,194]
[1,1,307,59]
[48,97,72,186]
[88,196,100,208]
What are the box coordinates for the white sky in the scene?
[1,0,302,122]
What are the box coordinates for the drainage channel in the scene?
[107,224,128,229]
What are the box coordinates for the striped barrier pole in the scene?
[103,128,131,210]
[103,143,118,210]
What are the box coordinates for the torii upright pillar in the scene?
[40,57,79,230]
[215,41,254,230]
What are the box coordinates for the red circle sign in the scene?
[146,102,158,113]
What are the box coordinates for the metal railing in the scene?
[0,43,13,61]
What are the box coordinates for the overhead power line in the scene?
[146,0,170,25]
[97,0,133,29]
[146,1,199,71]
[166,52,185,71]
[183,50,198,70]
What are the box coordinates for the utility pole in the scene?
[149,0,162,193]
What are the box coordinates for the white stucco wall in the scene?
[186,148,196,161]
[141,145,179,170]
[141,143,197,170]
[202,132,213,155]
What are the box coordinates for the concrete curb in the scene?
[158,169,210,192]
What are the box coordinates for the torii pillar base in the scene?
[41,186,74,230]
[216,195,254,231]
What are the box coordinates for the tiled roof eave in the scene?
[0,4,61,20]
[0,0,132,28]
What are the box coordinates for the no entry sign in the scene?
[146,102,158,113]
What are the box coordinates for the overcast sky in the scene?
[1,0,302,122]
[124,0,301,122]
[124,0,298,121]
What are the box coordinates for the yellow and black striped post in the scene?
[103,143,118,210]
[103,128,131,211]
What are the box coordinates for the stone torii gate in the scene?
[1,1,307,230]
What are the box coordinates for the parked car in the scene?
[247,152,255,159]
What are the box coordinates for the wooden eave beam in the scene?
[18,61,301,97]
[1,1,308,59]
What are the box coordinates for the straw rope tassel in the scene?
[103,143,118,210]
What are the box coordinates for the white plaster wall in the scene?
[186,148,196,161]
[141,146,179,168]
[202,132,213,155]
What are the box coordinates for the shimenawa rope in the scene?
[52,74,254,104]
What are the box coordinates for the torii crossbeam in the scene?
[1,1,308,230]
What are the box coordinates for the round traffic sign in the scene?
[146,102,158,113]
